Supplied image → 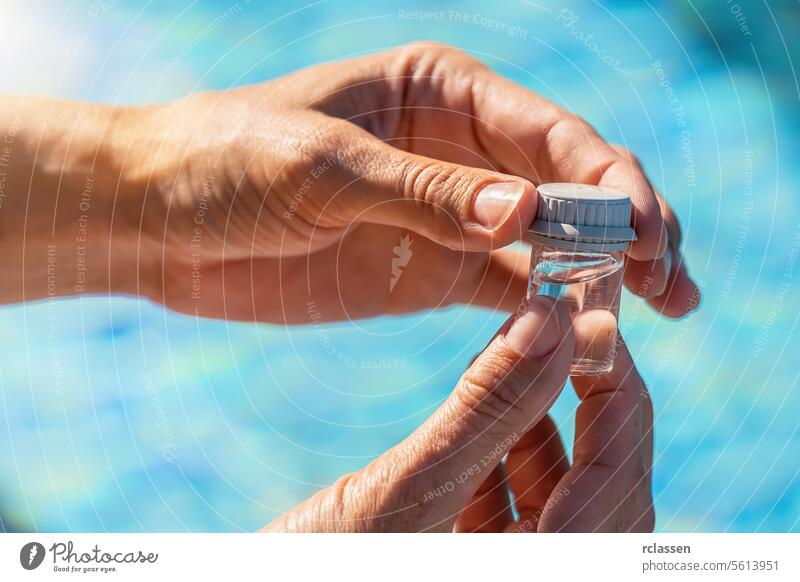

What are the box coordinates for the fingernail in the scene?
[505,296,563,358]
[654,246,673,297]
[472,182,526,230]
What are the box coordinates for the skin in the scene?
[0,42,698,531]
[263,299,655,532]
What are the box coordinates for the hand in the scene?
[0,43,698,318]
[261,296,654,532]
[107,42,696,322]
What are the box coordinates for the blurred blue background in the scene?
[1,0,799,532]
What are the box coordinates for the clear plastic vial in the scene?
[527,183,636,375]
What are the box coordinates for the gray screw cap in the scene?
[529,183,637,251]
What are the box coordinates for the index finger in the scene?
[309,43,668,260]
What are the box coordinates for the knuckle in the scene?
[272,118,358,227]
[539,115,606,178]
[350,454,442,531]
[395,41,484,76]
[547,116,596,145]
[455,377,516,428]
[590,157,621,187]
[398,40,459,61]
[610,144,642,167]
[277,148,318,193]
[455,352,531,427]
[544,117,631,187]
[332,469,392,530]
[329,471,396,532]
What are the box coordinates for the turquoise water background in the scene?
[1,0,799,532]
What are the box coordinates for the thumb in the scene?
[326,124,537,251]
[372,295,574,530]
